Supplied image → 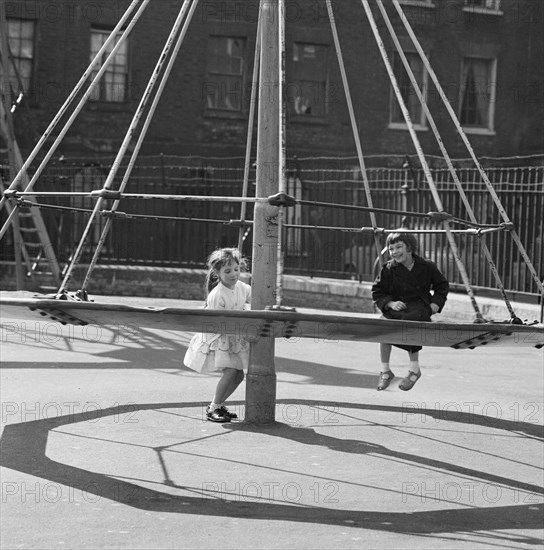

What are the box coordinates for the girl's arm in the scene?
[245,283,252,307]
[206,288,227,310]
[371,267,395,312]
[429,264,449,311]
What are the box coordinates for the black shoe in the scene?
[219,406,238,419]
[377,370,395,391]
[206,407,231,423]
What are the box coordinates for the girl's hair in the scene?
[386,231,419,255]
[204,247,246,294]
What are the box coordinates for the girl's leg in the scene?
[212,368,244,406]
[398,349,422,391]
[380,343,392,370]
[408,350,420,373]
[222,369,244,403]
[377,343,394,391]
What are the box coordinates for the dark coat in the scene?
[372,254,449,316]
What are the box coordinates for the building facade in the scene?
[2,0,543,162]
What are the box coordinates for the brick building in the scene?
[2,0,543,162]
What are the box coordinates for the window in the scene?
[459,57,496,132]
[464,0,501,10]
[389,51,428,129]
[289,42,329,118]
[0,19,36,95]
[205,36,246,112]
[89,28,129,102]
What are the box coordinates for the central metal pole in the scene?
[245,0,280,424]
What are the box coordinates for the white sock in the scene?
[380,363,391,372]
[410,361,420,373]
[209,402,221,411]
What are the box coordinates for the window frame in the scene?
[288,41,331,120]
[398,0,435,7]
[462,0,503,15]
[1,18,36,98]
[458,56,497,135]
[388,50,429,132]
[89,27,130,104]
[204,35,247,114]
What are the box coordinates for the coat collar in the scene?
[387,253,424,270]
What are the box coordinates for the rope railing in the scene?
[10,193,515,232]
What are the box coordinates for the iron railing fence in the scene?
[2,155,542,297]
[286,160,544,297]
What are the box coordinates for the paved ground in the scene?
[1,294,543,549]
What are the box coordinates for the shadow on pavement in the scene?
[1,399,542,544]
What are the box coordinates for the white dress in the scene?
[183,281,251,374]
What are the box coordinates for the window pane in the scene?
[390,52,426,126]
[17,60,32,80]
[18,40,33,59]
[206,36,246,111]
[204,74,242,111]
[89,28,129,102]
[3,19,35,93]
[460,57,493,128]
[465,0,501,9]
[290,42,329,117]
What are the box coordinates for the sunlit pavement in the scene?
[1,294,543,550]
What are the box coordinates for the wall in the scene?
[6,0,543,160]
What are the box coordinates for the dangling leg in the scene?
[380,343,392,365]
[399,349,422,391]
[377,343,395,391]
[408,350,420,375]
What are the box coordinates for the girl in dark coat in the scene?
[372,232,449,391]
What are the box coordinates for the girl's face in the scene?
[217,260,240,289]
[388,240,412,265]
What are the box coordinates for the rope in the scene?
[362,0,485,321]
[6,190,267,203]
[283,224,507,235]
[325,0,384,266]
[58,0,198,296]
[80,0,199,294]
[391,0,543,300]
[15,198,252,226]
[16,199,511,238]
[376,0,519,321]
[297,198,507,229]
[102,212,247,225]
[237,6,261,252]
[275,0,287,308]
[12,196,512,232]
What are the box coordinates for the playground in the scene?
[1,294,542,549]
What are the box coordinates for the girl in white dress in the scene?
[184,248,251,423]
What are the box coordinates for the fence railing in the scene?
[2,155,542,297]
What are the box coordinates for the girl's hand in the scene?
[430,303,440,314]
[387,300,407,311]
